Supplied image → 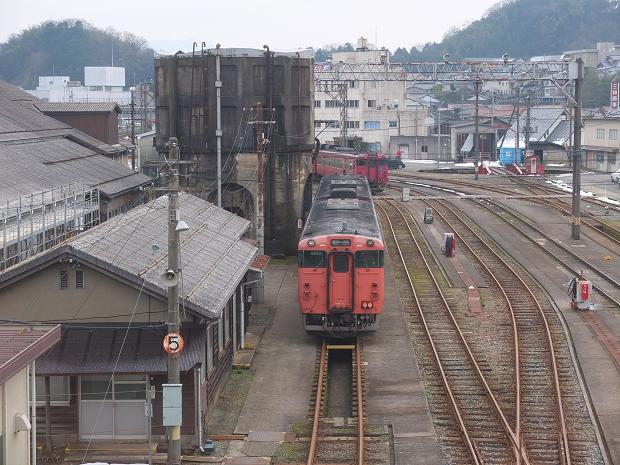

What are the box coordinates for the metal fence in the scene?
[1,184,100,270]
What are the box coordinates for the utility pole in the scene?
[167,137,181,465]
[474,78,481,180]
[571,58,584,240]
[524,96,532,153]
[215,44,223,208]
[437,108,441,160]
[256,103,266,255]
[130,86,136,171]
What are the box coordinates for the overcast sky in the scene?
[1,0,501,53]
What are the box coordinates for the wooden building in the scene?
[0,193,260,448]
[34,102,121,146]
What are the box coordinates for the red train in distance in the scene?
[313,149,389,192]
[298,175,384,334]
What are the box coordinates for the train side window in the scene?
[299,251,327,268]
[332,254,349,273]
[355,250,384,268]
[357,159,366,166]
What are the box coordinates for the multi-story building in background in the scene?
[27,67,131,105]
[314,38,426,154]
[582,115,620,171]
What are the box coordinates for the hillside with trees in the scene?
[0,20,155,89]
[316,0,620,63]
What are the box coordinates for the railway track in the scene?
[390,172,620,246]
[307,340,366,465]
[377,196,608,464]
[386,181,620,309]
[376,199,525,464]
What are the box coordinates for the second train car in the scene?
[313,149,389,192]
[298,175,384,334]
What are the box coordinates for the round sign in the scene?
[163,332,185,354]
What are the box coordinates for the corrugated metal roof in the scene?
[69,193,256,319]
[301,176,381,240]
[35,102,120,113]
[0,138,152,200]
[0,325,61,384]
[0,81,151,199]
[36,325,204,375]
[547,120,571,145]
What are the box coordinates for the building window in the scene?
[597,152,605,162]
[331,120,340,128]
[364,121,380,129]
[367,100,376,108]
[597,128,605,139]
[315,121,322,128]
[346,121,360,129]
[314,100,321,108]
[325,100,339,108]
[610,129,618,140]
[609,154,617,165]
[421,145,428,153]
[389,120,398,128]
[60,269,69,289]
[76,270,84,288]
[36,376,71,406]
[348,80,356,89]
[346,100,359,108]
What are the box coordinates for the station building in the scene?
[0,193,261,448]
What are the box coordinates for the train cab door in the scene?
[329,253,353,311]
[367,155,378,185]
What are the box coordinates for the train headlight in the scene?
[368,302,373,309]
[367,239,374,247]
[307,239,316,247]
[362,302,368,309]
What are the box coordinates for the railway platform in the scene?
[225,260,442,464]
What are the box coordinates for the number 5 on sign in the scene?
[163,332,185,354]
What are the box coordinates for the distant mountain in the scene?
[0,20,155,89]
[393,0,620,61]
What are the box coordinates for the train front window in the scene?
[355,250,384,268]
[368,158,377,167]
[299,251,327,268]
[332,254,349,273]
[357,159,367,166]
[378,159,388,166]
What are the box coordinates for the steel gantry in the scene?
[314,58,584,238]
[314,80,348,146]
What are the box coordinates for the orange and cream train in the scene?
[297,175,384,334]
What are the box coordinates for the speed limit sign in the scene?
[163,332,185,354]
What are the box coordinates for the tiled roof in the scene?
[68,193,256,319]
[37,325,204,375]
[35,101,121,113]
[0,325,61,384]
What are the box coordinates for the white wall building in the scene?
[27,67,131,105]
[314,38,426,153]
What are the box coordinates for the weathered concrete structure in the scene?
[155,47,315,255]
